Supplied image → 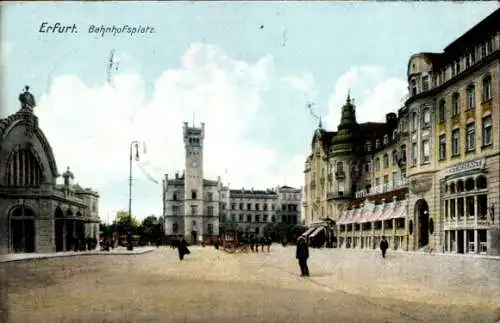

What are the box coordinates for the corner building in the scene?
[304,95,410,251]
[402,8,499,255]
[303,8,500,255]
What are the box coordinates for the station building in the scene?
[0,87,100,254]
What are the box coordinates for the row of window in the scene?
[231,202,278,211]
[438,76,492,123]
[339,218,406,231]
[172,190,214,201]
[438,116,492,160]
[444,195,488,220]
[410,37,495,96]
[445,176,487,194]
[225,213,298,224]
[171,222,214,235]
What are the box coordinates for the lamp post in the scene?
[127,141,145,251]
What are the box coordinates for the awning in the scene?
[309,226,325,238]
[389,200,408,219]
[301,227,316,237]
[359,204,376,223]
[370,205,384,222]
[379,202,396,221]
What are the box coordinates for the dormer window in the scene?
[411,79,417,96]
[422,76,429,92]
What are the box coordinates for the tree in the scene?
[113,210,140,235]
[140,215,163,243]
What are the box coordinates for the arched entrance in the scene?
[415,199,429,249]
[10,205,36,253]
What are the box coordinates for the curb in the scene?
[0,248,155,263]
[328,247,500,260]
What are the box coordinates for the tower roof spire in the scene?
[347,89,351,104]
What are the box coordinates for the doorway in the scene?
[11,219,35,253]
[415,199,429,248]
[55,219,64,252]
[191,230,197,245]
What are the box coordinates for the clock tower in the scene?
[183,121,205,244]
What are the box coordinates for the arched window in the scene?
[457,180,464,193]
[6,149,43,186]
[450,182,456,194]
[465,178,475,191]
[476,176,487,189]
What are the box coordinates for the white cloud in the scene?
[325,65,408,130]
[0,41,12,68]
[35,52,406,220]
[36,43,308,219]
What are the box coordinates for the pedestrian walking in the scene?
[379,236,389,258]
[177,237,191,261]
[295,237,309,277]
[266,236,272,252]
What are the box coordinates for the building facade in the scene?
[163,122,303,244]
[0,87,100,254]
[303,8,500,255]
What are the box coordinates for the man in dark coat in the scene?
[295,237,310,277]
[177,237,191,260]
[379,236,389,258]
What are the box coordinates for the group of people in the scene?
[238,235,273,253]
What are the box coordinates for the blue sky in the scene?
[1,2,497,222]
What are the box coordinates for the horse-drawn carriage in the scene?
[221,231,250,253]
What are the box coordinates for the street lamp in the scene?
[127,141,146,251]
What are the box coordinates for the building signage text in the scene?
[446,158,485,176]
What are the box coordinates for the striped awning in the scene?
[379,202,396,221]
[370,204,384,222]
[359,203,376,223]
[389,200,408,219]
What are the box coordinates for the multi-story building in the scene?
[304,96,410,250]
[226,186,302,236]
[163,122,222,244]
[402,8,499,255]
[0,87,100,254]
[163,122,302,244]
[303,8,500,255]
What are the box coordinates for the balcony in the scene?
[354,179,409,198]
[327,191,354,200]
[335,171,345,180]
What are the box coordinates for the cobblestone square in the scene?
[1,246,499,323]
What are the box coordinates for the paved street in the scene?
[1,245,499,323]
